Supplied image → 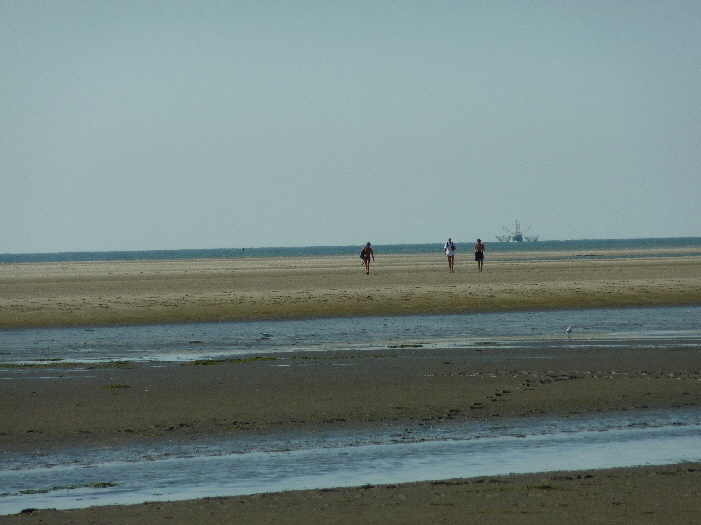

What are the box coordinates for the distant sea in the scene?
[1,237,700,264]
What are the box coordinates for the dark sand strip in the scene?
[2,344,700,451]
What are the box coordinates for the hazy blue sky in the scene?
[2,1,700,253]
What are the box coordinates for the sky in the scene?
[2,1,700,253]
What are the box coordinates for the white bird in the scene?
[565,326,572,335]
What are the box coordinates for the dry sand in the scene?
[1,250,701,523]
[1,251,700,328]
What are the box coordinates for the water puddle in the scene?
[2,408,700,515]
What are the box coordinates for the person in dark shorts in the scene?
[360,242,374,275]
[474,238,484,272]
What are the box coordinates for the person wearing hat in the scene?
[360,242,374,275]
[474,238,485,272]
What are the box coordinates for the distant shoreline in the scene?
[2,236,700,263]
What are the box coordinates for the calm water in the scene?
[1,408,700,515]
[0,306,700,365]
[1,237,701,263]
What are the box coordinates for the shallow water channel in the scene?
[2,408,700,515]
[3,306,700,365]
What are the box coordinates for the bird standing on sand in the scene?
[565,326,572,336]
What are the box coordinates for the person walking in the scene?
[474,238,485,272]
[360,242,374,275]
[444,238,456,273]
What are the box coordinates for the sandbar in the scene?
[1,251,700,329]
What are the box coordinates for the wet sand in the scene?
[1,250,701,522]
[3,348,700,525]
[3,344,701,451]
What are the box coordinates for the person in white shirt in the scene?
[444,238,456,273]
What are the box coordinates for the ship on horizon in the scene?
[496,220,539,242]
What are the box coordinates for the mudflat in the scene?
[2,344,701,451]
[1,249,701,523]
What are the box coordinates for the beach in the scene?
[1,250,700,328]
[2,249,701,523]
